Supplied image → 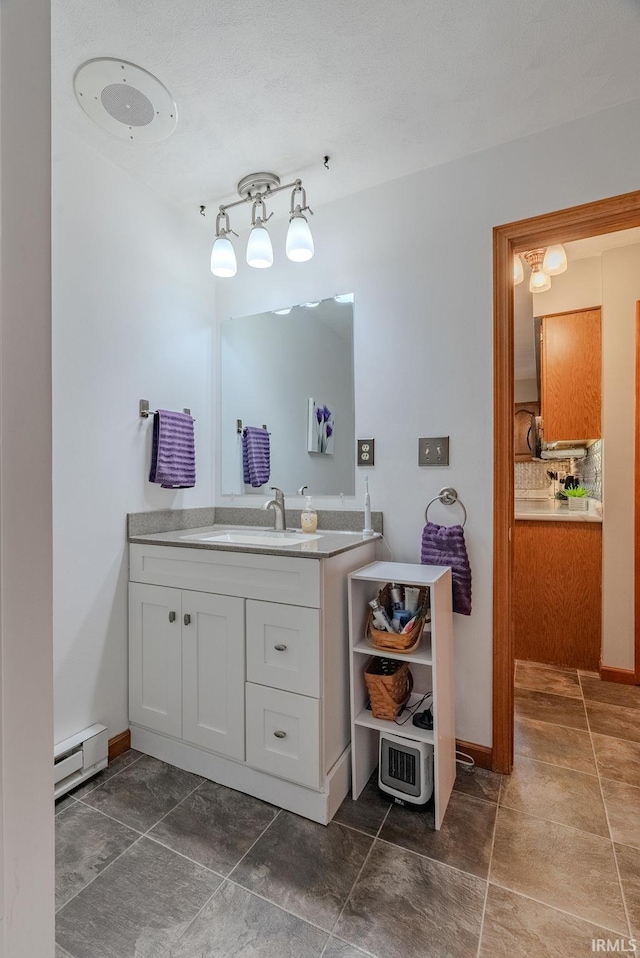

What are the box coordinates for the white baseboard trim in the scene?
[131,725,351,825]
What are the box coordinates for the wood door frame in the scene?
[636,303,640,685]
[493,189,640,774]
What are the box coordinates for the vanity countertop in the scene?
[129,524,381,559]
[515,499,602,524]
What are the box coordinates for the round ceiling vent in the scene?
[73,58,178,143]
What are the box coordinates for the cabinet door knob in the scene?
[184,613,191,626]
[168,611,176,623]
[274,644,287,652]
[273,730,287,739]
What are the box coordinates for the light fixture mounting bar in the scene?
[218,173,306,215]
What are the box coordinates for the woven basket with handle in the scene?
[367,583,428,653]
[364,659,413,720]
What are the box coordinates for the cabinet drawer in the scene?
[246,601,320,697]
[246,684,321,789]
[130,544,320,608]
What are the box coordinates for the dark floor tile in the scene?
[515,688,587,730]
[593,734,640,788]
[334,840,485,958]
[380,790,496,878]
[55,794,77,815]
[615,842,640,937]
[56,836,221,958]
[169,881,327,958]
[580,675,640,710]
[602,780,640,849]
[490,806,627,933]
[232,811,372,931]
[586,700,640,744]
[333,772,391,836]
[149,780,278,875]
[56,946,72,958]
[516,663,582,698]
[479,883,635,957]
[82,755,203,832]
[514,716,595,774]
[453,765,502,804]
[500,756,608,836]
[323,939,370,958]
[70,749,143,800]
[55,802,139,911]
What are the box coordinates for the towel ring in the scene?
[425,487,467,528]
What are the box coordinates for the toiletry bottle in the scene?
[369,598,396,632]
[363,475,374,537]
[390,584,404,612]
[301,496,318,534]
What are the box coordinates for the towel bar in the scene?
[236,419,268,434]
[425,487,467,527]
[140,400,193,420]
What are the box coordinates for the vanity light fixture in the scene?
[334,293,355,304]
[303,301,321,308]
[206,171,314,277]
[515,246,567,294]
[273,308,292,315]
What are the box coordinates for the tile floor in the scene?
[55,664,640,957]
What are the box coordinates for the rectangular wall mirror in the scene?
[221,295,355,496]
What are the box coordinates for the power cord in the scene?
[394,692,433,727]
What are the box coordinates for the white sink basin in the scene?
[182,530,322,547]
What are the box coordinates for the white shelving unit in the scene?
[348,560,455,829]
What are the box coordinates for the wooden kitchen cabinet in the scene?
[541,308,601,441]
[514,402,540,460]
[514,521,602,670]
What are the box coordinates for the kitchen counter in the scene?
[515,498,602,523]
[129,524,381,559]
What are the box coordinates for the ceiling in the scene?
[52,0,640,212]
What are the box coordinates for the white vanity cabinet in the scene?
[128,538,377,824]
[129,584,245,760]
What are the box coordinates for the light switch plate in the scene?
[418,436,449,466]
[357,439,375,466]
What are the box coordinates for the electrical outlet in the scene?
[418,436,449,466]
[357,439,375,466]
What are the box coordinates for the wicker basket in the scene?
[364,659,413,720]
[367,584,428,653]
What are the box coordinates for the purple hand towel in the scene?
[421,522,472,615]
[149,409,196,489]
[242,426,270,487]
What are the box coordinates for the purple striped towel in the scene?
[242,426,270,487]
[149,409,196,489]
[421,522,472,615]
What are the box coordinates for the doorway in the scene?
[492,190,640,774]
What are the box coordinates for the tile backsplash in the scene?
[514,459,571,490]
[576,440,602,501]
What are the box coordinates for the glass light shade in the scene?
[286,214,314,262]
[543,244,568,276]
[334,293,354,303]
[513,255,524,285]
[529,269,551,293]
[273,308,292,315]
[303,302,320,308]
[210,235,237,278]
[246,225,273,269]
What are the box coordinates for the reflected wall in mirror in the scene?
[221,296,355,495]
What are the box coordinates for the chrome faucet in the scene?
[263,487,286,531]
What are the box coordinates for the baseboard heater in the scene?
[54,724,108,799]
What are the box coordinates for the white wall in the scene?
[1,0,54,953]
[221,305,354,496]
[514,379,538,403]
[601,245,640,671]
[53,128,215,744]
[215,98,640,746]
[532,256,603,314]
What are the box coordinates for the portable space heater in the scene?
[379,731,434,808]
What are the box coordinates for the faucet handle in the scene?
[270,486,285,502]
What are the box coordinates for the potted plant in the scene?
[565,485,590,512]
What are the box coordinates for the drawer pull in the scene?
[273,730,287,739]
[168,611,176,623]
[184,613,191,626]
[274,644,287,652]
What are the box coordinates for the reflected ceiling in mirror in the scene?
[221,296,355,496]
